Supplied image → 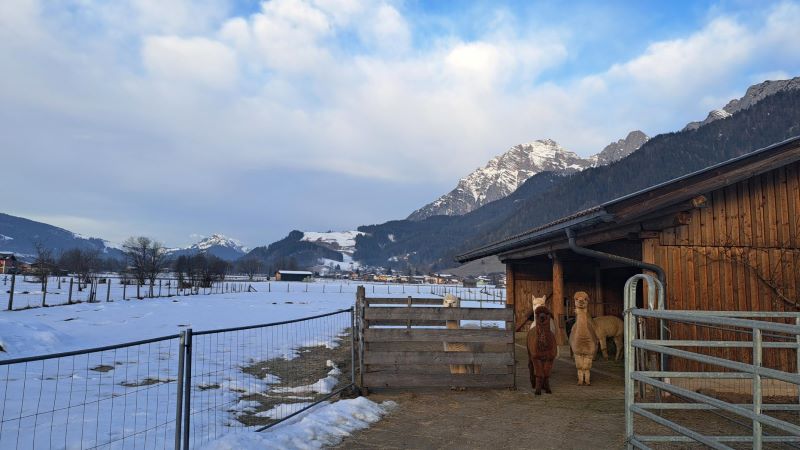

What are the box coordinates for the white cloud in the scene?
[142,36,238,88]
[2,0,800,243]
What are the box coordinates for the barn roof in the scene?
[456,135,800,263]
[277,270,313,275]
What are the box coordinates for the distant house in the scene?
[0,252,16,274]
[275,270,313,282]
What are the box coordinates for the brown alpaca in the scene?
[569,291,598,386]
[527,306,557,395]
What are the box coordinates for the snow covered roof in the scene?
[277,270,313,275]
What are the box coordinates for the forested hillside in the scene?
[354,88,800,270]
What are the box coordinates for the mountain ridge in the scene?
[408,131,648,221]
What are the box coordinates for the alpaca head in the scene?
[535,305,552,327]
[573,291,590,310]
[443,294,460,308]
[532,295,547,312]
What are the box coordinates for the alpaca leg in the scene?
[528,360,536,389]
[535,376,543,395]
[543,361,553,393]
[614,335,624,361]
[599,335,609,360]
[585,368,592,386]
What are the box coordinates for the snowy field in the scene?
[0,281,502,449]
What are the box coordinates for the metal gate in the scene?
[624,274,800,449]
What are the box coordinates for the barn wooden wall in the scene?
[650,162,800,371]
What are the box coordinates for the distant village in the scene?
[1,251,504,288]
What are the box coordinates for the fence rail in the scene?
[357,288,515,391]
[623,274,800,450]
[0,308,355,450]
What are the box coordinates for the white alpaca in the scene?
[443,294,479,374]
[530,295,557,334]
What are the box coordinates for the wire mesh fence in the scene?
[3,274,504,311]
[0,308,355,449]
[184,309,354,448]
[0,335,183,450]
[3,274,256,311]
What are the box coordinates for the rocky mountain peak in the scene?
[683,76,800,131]
[407,132,648,221]
[592,130,649,166]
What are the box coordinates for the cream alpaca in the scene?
[443,294,479,375]
[569,291,597,386]
[592,315,624,360]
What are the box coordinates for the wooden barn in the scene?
[456,136,800,372]
[275,270,313,282]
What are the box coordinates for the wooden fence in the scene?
[355,287,515,391]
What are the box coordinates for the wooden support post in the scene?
[68,277,74,304]
[552,255,567,347]
[594,267,604,317]
[158,279,162,297]
[123,283,126,300]
[106,279,111,302]
[7,273,15,310]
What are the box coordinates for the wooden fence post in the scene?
[106,279,111,302]
[158,279,162,297]
[123,283,126,300]
[356,285,366,391]
[41,276,47,307]
[68,277,73,304]
[7,273,15,310]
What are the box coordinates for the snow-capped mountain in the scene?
[0,212,124,260]
[300,231,363,256]
[168,234,248,261]
[408,133,648,220]
[683,76,800,131]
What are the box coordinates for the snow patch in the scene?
[200,397,397,450]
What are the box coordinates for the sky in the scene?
[1,0,799,249]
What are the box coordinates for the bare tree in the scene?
[33,242,55,306]
[237,257,262,281]
[59,248,100,289]
[123,236,168,298]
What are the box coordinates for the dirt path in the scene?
[333,335,626,450]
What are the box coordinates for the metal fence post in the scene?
[7,272,15,310]
[182,328,193,450]
[753,328,763,450]
[174,331,186,450]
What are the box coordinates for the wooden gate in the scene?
[355,287,515,390]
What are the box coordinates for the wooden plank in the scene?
[365,307,513,321]
[725,185,740,247]
[776,167,791,246]
[366,298,443,305]
[363,372,513,388]
[711,189,727,245]
[753,174,766,247]
[366,365,512,375]
[762,172,777,246]
[739,180,753,246]
[785,163,800,247]
[506,263,515,307]
[364,328,513,343]
[367,320,447,327]
[366,341,511,353]
[364,351,513,365]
